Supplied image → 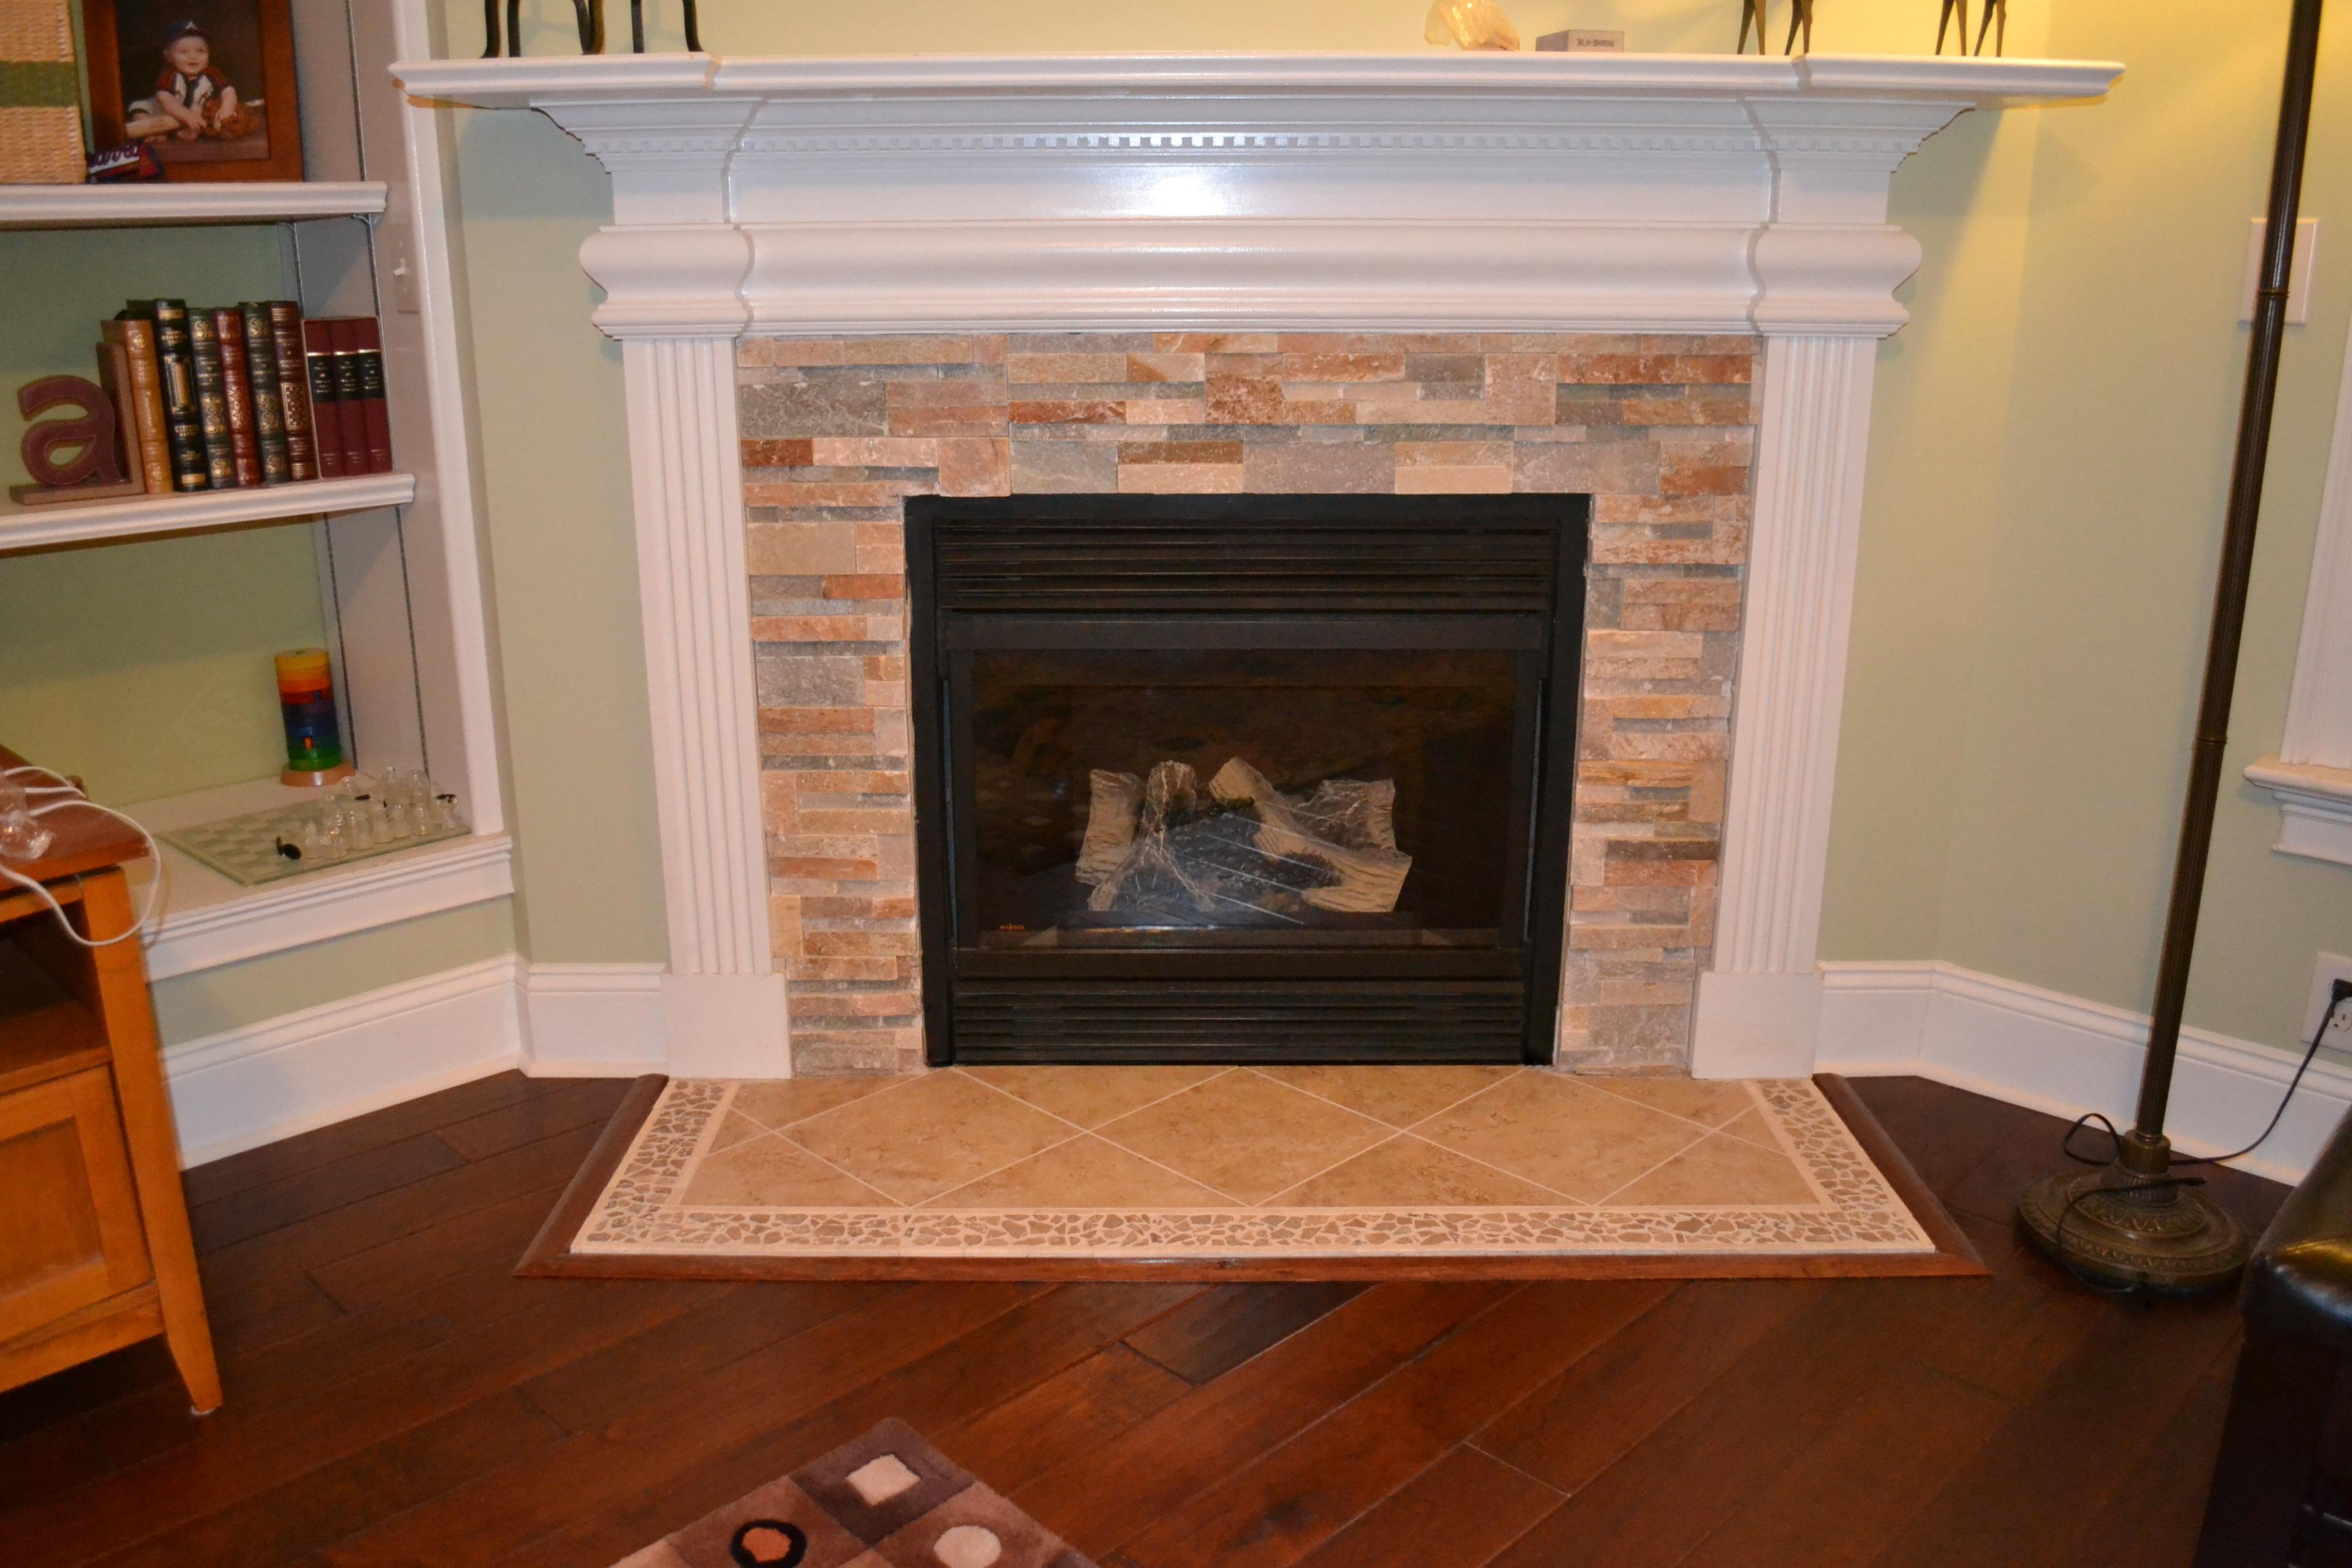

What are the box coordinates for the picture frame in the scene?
[80,0,304,183]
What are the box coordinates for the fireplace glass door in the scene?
[911,496,1587,1066]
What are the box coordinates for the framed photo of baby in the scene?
[81,0,304,182]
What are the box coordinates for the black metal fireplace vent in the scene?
[908,494,1589,1066]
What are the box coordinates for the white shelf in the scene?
[0,180,387,230]
[118,774,514,980]
[1,472,415,553]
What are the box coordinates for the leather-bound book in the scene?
[93,336,147,493]
[186,309,238,489]
[212,308,261,488]
[325,318,370,477]
[131,299,208,491]
[349,318,393,474]
[240,303,291,485]
[302,318,346,480]
[268,302,317,481]
[103,318,172,495]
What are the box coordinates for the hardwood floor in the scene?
[0,1072,2287,1567]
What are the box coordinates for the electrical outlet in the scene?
[2304,952,2352,1046]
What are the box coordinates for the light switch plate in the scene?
[2243,217,2319,325]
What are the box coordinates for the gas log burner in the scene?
[909,495,1588,1065]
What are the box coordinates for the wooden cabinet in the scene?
[0,745,221,1413]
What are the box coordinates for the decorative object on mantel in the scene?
[0,0,87,183]
[159,770,468,886]
[1737,0,1769,54]
[1424,0,1521,51]
[79,0,304,183]
[10,378,141,507]
[1937,0,2008,57]
[1782,0,1816,54]
[2016,0,2329,1295]
[480,0,702,58]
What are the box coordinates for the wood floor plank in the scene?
[1865,1303,2242,1568]
[1120,1279,1669,1568]
[5,1278,719,1567]
[1286,1443,1561,1568]
[1122,1282,1367,1386]
[196,1125,607,1328]
[515,1281,881,1434]
[1015,1281,1516,1561]
[1482,1277,2012,1568]
[1671,1361,2008,1568]
[434,1077,634,1164]
[489,1282,1207,1568]
[306,1283,1054,1567]
[178,1071,540,1209]
[303,1180,575,1313]
[1471,1278,1822,1492]
[80,1391,562,1568]
[189,1132,470,1253]
[933,1341,1194,1494]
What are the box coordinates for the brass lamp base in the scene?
[2018,1160,2249,1296]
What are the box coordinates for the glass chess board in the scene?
[159,800,467,887]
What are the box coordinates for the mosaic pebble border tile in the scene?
[741,331,1759,1074]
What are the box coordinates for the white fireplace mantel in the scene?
[393,51,2119,1078]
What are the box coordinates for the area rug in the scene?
[616,1418,1088,1567]
[525,1066,1978,1279]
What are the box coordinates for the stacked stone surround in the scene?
[738,331,1759,1076]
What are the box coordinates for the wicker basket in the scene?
[0,1,86,184]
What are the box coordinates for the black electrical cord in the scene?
[2044,988,2352,1296]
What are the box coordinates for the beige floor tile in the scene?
[1415,1072,1705,1203]
[732,1075,903,1132]
[1250,1064,1523,1128]
[958,1064,1227,1129]
[920,1134,1241,1209]
[785,1070,1075,1205]
[706,1108,770,1154]
[1269,1134,1575,1207]
[678,1132,895,1207]
[1095,1071,1390,1204]
[1580,1075,1758,1130]
[1604,1130,1820,1207]
[1720,1107,1784,1152]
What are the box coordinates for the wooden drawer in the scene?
[0,1067,152,1343]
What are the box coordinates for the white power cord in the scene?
[0,764,170,949]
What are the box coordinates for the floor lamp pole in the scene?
[2020,0,2328,1293]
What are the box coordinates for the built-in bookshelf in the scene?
[0,181,387,230]
[0,0,508,978]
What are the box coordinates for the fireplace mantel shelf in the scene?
[390,50,2119,340]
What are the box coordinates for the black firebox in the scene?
[907,494,1588,1066]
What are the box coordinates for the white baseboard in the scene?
[521,962,669,1075]
[1820,960,2352,1186]
[165,956,680,1167]
[165,956,525,1166]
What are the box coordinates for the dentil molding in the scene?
[392,52,2118,339]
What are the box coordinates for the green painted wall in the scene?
[0,226,326,802]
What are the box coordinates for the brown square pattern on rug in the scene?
[615,1418,1090,1567]
[568,1067,1938,1263]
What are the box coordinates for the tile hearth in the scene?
[570,1068,1937,1262]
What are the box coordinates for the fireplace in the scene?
[389,50,2121,1078]
[909,495,1586,1065]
